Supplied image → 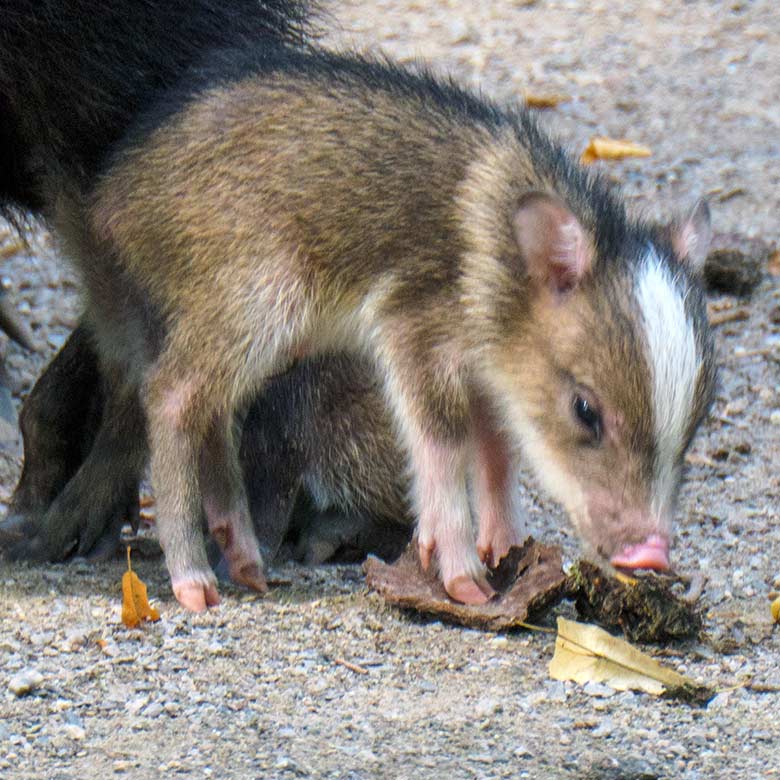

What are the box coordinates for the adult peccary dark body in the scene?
[42,41,714,611]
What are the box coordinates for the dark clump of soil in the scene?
[703,232,770,296]
[565,561,703,643]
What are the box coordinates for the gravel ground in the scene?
[1,1,779,778]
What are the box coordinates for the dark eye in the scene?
[573,395,602,443]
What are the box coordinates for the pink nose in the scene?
[610,534,670,571]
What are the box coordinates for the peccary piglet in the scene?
[57,47,715,610]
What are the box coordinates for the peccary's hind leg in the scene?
[6,361,147,562]
[1,326,144,560]
[4,325,102,532]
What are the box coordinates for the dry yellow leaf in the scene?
[581,136,652,165]
[771,596,780,624]
[768,249,780,277]
[0,240,27,260]
[525,92,570,109]
[549,617,711,701]
[121,546,160,628]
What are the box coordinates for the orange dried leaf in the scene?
[525,92,570,109]
[768,249,780,277]
[581,136,652,165]
[0,240,27,260]
[121,547,160,628]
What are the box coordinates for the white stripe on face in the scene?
[635,248,700,515]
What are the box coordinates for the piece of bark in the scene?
[703,232,769,297]
[363,538,568,631]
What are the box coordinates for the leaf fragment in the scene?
[0,240,27,260]
[549,617,712,703]
[121,546,160,628]
[771,596,780,624]
[768,249,780,277]
[525,92,570,109]
[581,136,651,165]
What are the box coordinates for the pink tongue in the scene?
[610,535,670,571]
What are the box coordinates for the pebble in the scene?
[125,696,149,716]
[544,681,567,703]
[61,724,86,741]
[143,702,163,719]
[583,681,615,698]
[46,332,66,350]
[708,692,732,710]
[8,669,44,697]
[474,697,502,718]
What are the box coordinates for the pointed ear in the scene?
[512,194,593,296]
[669,199,711,274]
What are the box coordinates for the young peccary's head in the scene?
[462,161,716,570]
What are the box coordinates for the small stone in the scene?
[474,697,501,718]
[513,745,533,758]
[62,724,86,741]
[356,749,379,764]
[545,680,567,703]
[583,681,615,698]
[125,696,149,716]
[8,669,44,697]
[707,692,731,710]
[770,410,780,425]
[46,332,67,350]
[592,718,614,738]
[143,703,163,719]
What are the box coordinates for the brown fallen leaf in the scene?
[121,546,160,628]
[524,92,570,109]
[549,617,713,703]
[363,538,567,631]
[580,136,651,165]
